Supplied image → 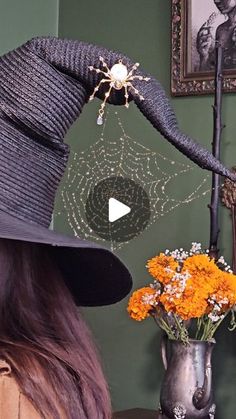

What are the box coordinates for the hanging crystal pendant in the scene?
[97,115,103,125]
[209,404,216,419]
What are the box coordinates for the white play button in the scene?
[85,176,150,242]
[108,197,131,222]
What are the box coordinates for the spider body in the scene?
[88,56,150,124]
[109,63,128,89]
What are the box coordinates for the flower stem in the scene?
[151,313,176,340]
[200,314,226,340]
[173,313,189,344]
[196,317,203,339]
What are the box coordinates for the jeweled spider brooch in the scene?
[88,56,150,125]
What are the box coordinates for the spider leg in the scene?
[124,84,129,108]
[99,56,112,76]
[127,62,140,78]
[128,75,150,82]
[88,66,109,77]
[126,82,144,101]
[89,79,111,101]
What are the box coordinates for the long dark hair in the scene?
[0,238,111,419]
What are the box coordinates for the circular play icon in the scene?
[85,176,150,243]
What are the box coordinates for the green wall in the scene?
[57,1,236,417]
[0,0,59,54]
[1,0,236,416]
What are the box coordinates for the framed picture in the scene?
[171,0,236,96]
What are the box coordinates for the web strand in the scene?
[55,111,211,250]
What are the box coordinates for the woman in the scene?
[0,239,112,418]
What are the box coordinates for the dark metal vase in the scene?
[160,338,216,419]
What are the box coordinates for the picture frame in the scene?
[171,0,236,96]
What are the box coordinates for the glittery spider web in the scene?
[55,111,210,250]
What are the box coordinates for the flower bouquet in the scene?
[127,243,236,419]
[128,243,236,343]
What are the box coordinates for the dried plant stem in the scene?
[208,45,224,259]
[232,205,236,273]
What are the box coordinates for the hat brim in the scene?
[0,209,132,306]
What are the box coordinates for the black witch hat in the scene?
[0,37,234,306]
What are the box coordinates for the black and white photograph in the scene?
[172,0,236,95]
[189,0,236,73]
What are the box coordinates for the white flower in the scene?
[217,255,233,272]
[165,267,174,274]
[142,293,158,306]
[170,248,189,262]
[218,256,225,264]
[190,242,202,254]
[208,312,224,323]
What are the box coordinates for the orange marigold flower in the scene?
[184,274,216,300]
[209,271,236,312]
[159,255,222,320]
[127,287,157,321]
[182,254,220,295]
[182,254,219,278]
[174,294,208,320]
[160,290,208,320]
[147,253,179,284]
